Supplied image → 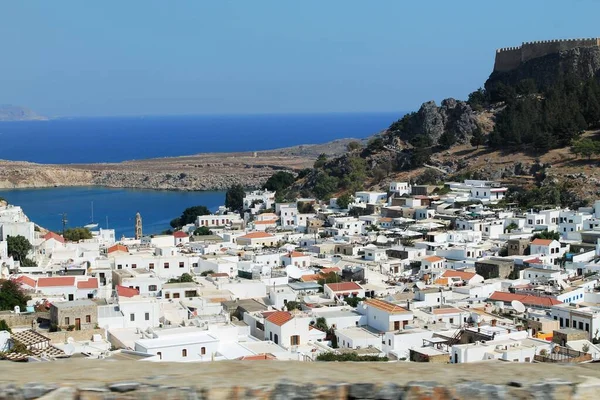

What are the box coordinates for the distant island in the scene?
[0,105,47,121]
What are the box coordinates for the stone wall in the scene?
[44,328,105,345]
[2,359,600,399]
[494,38,600,72]
[2,377,600,399]
[0,311,49,328]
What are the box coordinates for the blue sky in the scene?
[1,0,598,117]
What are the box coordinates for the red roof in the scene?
[77,278,98,289]
[488,291,562,308]
[14,275,37,288]
[325,282,362,292]
[266,311,294,326]
[173,231,188,238]
[288,251,307,258]
[239,232,275,239]
[108,244,128,254]
[37,276,76,287]
[238,353,276,361]
[43,232,65,243]
[441,270,477,281]
[531,239,554,246]
[423,256,444,263]
[320,267,341,274]
[255,220,276,225]
[116,285,139,298]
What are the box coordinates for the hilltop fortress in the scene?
[493,37,600,72]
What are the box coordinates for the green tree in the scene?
[344,297,365,308]
[571,138,598,160]
[170,205,211,228]
[6,235,32,262]
[470,125,485,149]
[438,131,457,149]
[467,88,487,111]
[346,141,362,152]
[532,230,560,241]
[263,171,295,193]
[335,193,353,209]
[0,319,11,333]
[225,184,245,213]
[193,226,211,236]
[0,280,31,311]
[314,154,328,169]
[314,317,329,332]
[63,227,93,242]
[313,172,339,200]
[168,273,195,283]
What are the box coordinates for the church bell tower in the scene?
[135,212,142,240]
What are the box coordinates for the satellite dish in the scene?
[63,343,75,356]
[416,281,425,290]
[511,300,526,314]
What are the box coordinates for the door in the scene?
[68,294,74,301]
[75,318,81,330]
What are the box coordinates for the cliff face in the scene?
[389,98,480,146]
[486,46,600,92]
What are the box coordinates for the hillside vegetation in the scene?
[284,42,600,207]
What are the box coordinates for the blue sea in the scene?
[0,113,400,237]
[0,113,399,164]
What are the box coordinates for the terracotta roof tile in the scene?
[239,232,275,239]
[76,278,98,289]
[288,251,307,258]
[432,307,463,315]
[531,239,554,246]
[173,231,188,238]
[266,311,293,326]
[14,275,37,288]
[116,285,139,298]
[423,256,444,263]
[488,291,562,307]
[441,270,476,280]
[325,282,362,292]
[108,244,128,254]
[43,232,65,243]
[365,298,411,314]
[37,277,76,287]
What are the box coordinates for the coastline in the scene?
[0,138,357,191]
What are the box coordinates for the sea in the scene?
[0,112,400,237]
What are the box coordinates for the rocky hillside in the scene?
[296,40,600,207]
[0,105,47,121]
[486,46,600,94]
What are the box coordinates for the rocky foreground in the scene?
[0,139,356,191]
[1,360,600,399]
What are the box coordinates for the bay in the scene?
[0,187,225,238]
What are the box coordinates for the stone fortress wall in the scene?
[494,38,600,72]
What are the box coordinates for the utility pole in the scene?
[61,213,68,236]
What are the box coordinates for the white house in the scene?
[389,182,411,196]
[281,251,311,268]
[323,282,366,300]
[264,311,311,348]
[358,298,413,332]
[529,239,566,266]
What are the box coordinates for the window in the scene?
[149,285,157,291]
[132,263,137,269]
[182,349,187,357]
[145,312,150,321]
[157,352,162,360]
[117,264,122,269]
[179,262,184,268]
[65,317,70,325]
[524,357,531,362]
[164,262,169,269]
[149,263,154,269]
[130,313,135,322]
[173,293,180,299]
[449,318,454,324]
[201,347,206,355]
[291,335,300,346]
[165,293,170,299]
[85,315,91,323]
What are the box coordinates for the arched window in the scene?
[182,349,187,357]
[201,347,206,355]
